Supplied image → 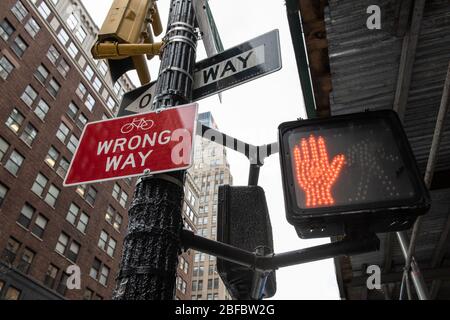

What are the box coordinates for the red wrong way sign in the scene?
[64,103,198,187]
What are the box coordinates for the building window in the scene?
[76,184,97,206]
[75,26,87,44]
[0,183,8,206]
[2,237,21,265]
[90,258,110,286]
[66,203,90,233]
[11,1,28,22]
[17,203,34,228]
[21,85,38,107]
[56,122,70,143]
[56,157,69,178]
[11,36,28,57]
[44,264,59,288]
[180,257,189,274]
[5,150,24,176]
[98,61,108,76]
[37,1,51,19]
[89,258,100,280]
[5,108,24,133]
[92,77,102,92]
[45,146,59,168]
[67,102,79,120]
[98,231,117,257]
[32,99,48,122]
[76,82,86,100]
[25,17,40,38]
[47,45,60,65]
[67,241,80,262]
[56,272,68,296]
[84,65,94,81]
[44,184,60,207]
[176,277,187,294]
[85,94,95,112]
[0,56,14,80]
[97,231,107,251]
[34,64,49,84]
[4,287,21,300]
[57,29,69,45]
[0,137,9,161]
[30,214,47,238]
[20,122,38,146]
[66,202,78,224]
[57,58,70,77]
[107,96,116,110]
[208,264,215,275]
[32,173,59,207]
[17,248,35,274]
[0,19,15,41]
[83,288,94,300]
[55,232,69,255]
[105,206,123,232]
[46,78,60,98]
[76,113,87,130]
[112,183,129,208]
[31,173,48,197]
[77,212,89,233]
[67,14,78,30]
[67,42,78,59]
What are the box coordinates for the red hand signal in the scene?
[293,135,345,207]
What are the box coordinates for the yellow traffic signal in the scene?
[91,0,164,85]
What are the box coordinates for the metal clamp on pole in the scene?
[250,246,273,300]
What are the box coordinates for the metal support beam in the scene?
[286,0,317,119]
[393,0,426,121]
[429,209,450,299]
[396,232,430,300]
[383,233,394,273]
[181,230,380,272]
[397,62,450,300]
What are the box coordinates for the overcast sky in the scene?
[82,0,340,300]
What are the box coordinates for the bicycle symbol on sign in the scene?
[121,118,155,134]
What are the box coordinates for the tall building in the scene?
[189,112,233,300]
[0,0,137,300]
[175,172,199,300]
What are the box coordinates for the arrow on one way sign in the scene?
[118,81,157,117]
[118,29,281,117]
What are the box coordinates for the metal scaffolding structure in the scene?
[287,0,450,299]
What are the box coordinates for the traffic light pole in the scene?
[113,0,197,300]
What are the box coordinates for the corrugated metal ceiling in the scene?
[324,0,450,173]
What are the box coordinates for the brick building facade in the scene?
[0,0,135,300]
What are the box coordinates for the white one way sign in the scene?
[192,29,281,101]
[194,45,265,88]
[118,30,281,117]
